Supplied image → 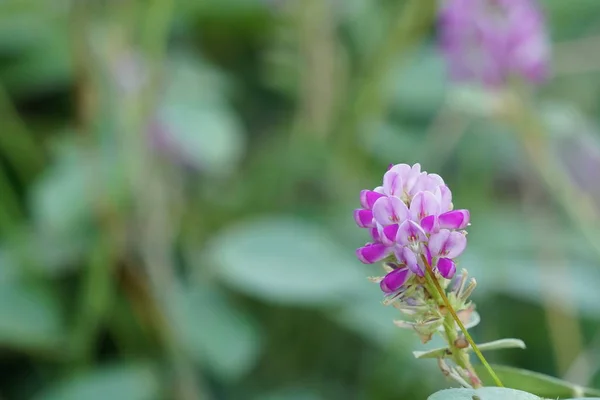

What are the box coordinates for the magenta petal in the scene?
[410,191,441,222]
[420,215,439,234]
[369,227,380,242]
[360,190,386,209]
[381,224,399,246]
[429,229,467,259]
[439,210,470,230]
[396,220,427,246]
[356,243,391,264]
[395,247,423,276]
[372,196,409,226]
[422,244,432,266]
[354,209,374,228]
[380,267,411,293]
[437,258,456,279]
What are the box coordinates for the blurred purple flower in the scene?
[354,163,470,294]
[438,0,550,86]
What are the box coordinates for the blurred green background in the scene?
[2,0,600,399]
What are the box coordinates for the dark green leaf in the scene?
[474,365,600,398]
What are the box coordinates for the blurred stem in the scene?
[332,0,436,147]
[114,1,207,397]
[521,177,584,377]
[506,83,600,260]
[0,84,45,182]
[71,0,95,136]
[292,0,338,140]
[143,0,174,63]
[0,166,22,235]
[70,238,116,366]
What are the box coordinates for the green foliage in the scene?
[474,365,600,399]
[33,364,162,400]
[0,0,599,398]
[207,216,365,304]
[428,387,541,400]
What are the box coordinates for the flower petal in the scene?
[395,247,423,276]
[369,227,380,242]
[356,243,391,264]
[354,209,374,228]
[383,171,403,196]
[360,190,386,209]
[420,215,439,234]
[429,229,467,259]
[381,224,399,246]
[428,229,449,256]
[435,185,453,212]
[410,191,441,222]
[439,209,470,230]
[437,258,456,279]
[380,267,411,293]
[396,220,427,246]
[405,163,422,193]
[372,196,409,226]
[389,163,411,177]
[422,244,432,266]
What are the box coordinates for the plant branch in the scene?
[421,255,504,387]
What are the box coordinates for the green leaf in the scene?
[158,54,245,174]
[428,387,540,400]
[33,364,161,400]
[170,286,262,381]
[390,44,447,118]
[332,282,403,346]
[413,338,526,359]
[0,283,63,351]
[207,216,366,304]
[159,106,245,174]
[473,338,527,352]
[474,365,600,399]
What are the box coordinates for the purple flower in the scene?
[380,267,412,293]
[438,0,550,86]
[354,163,470,293]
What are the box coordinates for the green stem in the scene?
[421,255,503,387]
[505,83,600,261]
[442,311,480,387]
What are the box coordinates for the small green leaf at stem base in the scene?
[413,338,526,359]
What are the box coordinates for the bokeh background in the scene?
[2,0,600,399]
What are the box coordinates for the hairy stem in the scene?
[421,255,503,387]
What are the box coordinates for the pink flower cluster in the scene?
[438,0,550,86]
[354,164,469,294]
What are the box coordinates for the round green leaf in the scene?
[33,364,161,400]
[170,286,262,381]
[390,44,447,118]
[0,283,63,351]
[428,387,540,400]
[207,217,366,304]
